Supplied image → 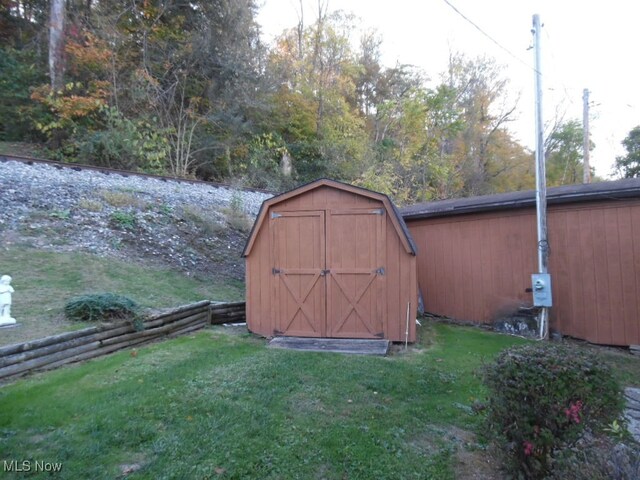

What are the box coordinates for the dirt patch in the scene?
[407,425,505,479]
[447,427,505,480]
[118,453,149,477]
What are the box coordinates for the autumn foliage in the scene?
[1,0,600,198]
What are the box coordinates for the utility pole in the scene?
[583,88,591,183]
[532,14,550,339]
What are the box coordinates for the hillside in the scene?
[0,158,272,280]
[0,158,272,345]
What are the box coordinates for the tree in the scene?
[49,0,65,90]
[358,69,466,203]
[614,126,640,178]
[1,0,49,47]
[355,29,383,117]
[445,53,519,196]
[265,6,368,182]
[545,119,587,186]
[0,48,48,141]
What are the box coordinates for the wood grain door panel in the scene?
[326,208,385,338]
[271,211,326,337]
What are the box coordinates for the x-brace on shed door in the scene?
[271,210,326,337]
[271,207,385,338]
[326,208,385,338]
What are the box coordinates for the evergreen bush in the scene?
[64,293,140,323]
[483,343,623,479]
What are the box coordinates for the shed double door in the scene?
[271,208,385,338]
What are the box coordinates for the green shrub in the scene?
[76,107,169,173]
[483,343,623,479]
[49,209,71,219]
[64,293,140,323]
[110,210,137,229]
[0,47,48,142]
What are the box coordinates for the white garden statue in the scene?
[0,275,16,326]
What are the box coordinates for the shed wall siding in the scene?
[406,199,640,346]
[384,213,417,342]
[245,212,274,337]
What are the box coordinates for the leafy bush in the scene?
[232,132,298,191]
[0,47,49,142]
[483,343,623,479]
[110,210,137,229]
[76,108,169,173]
[64,293,139,323]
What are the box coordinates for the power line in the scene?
[441,0,536,73]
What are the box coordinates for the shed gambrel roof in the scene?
[400,177,640,220]
[243,178,417,257]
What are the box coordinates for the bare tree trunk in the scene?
[296,0,304,61]
[49,0,65,91]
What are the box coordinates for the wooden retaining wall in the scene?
[0,300,245,381]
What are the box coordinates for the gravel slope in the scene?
[0,159,273,280]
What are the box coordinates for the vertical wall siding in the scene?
[406,200,640,346]
[409,210,537,323]
[548,202,640,345]
[245,217,273,338]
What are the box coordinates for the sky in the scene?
[257,0,640,179]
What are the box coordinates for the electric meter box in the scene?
[531,273,552,307]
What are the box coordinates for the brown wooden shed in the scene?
[400,178,640,346]
[243,179,418,342]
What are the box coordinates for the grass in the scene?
[0,246,244,346]
[221,194,253,233]
[0,141,51,159]
[76,198,104,212]
[98,190,146,209]
[181,204,226,236]
[569,341,640,387]
[0,322,528,479]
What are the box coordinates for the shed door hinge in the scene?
[375,267,385,276]
[272,268,281,275]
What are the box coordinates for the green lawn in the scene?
[0,323,528,479]
[0,247,244,346]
